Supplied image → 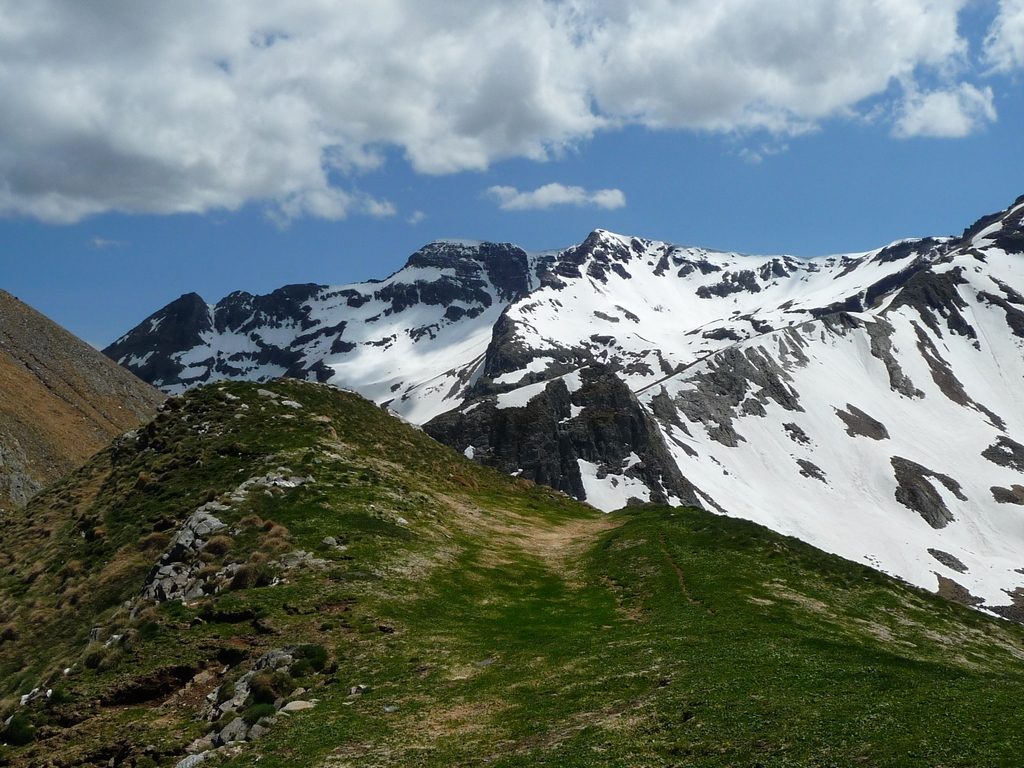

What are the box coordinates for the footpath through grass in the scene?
[221,505,1024,768]
[2,380,1023,767]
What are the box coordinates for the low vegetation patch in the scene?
[0,380,1022,767]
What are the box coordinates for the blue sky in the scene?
[1,1,1023,347]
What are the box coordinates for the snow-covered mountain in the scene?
[106,195,1024,614]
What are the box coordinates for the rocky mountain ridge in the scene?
[106,194,1024,611]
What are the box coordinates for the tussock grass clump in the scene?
[228,563,274,591]
[1,714,35,746]
[242,702,277,725]
[248,672,295,705]
[291,644,329,677]
[204,535,233,556]
[136,532,171,554]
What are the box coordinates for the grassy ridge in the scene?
[2,380,1024,766]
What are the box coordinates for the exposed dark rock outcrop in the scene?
[886,267,976,340]
[697,270,761,298]
[783,423,810,445]
[911,323,1005,428]
[928,548,968,573]
[935,574,984,606]
[655,346,802,448]
[891,457,966,529]
[797,459,827,483]
[991,485,1024,505]
[982,436,1024,473]
[864,318,923,398]
[835,404,889,440]
[425,367,702,508]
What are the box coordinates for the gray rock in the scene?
[912,323,1005,429]
[281,700,315,713]
[175,753,210,768]
[891,456,966,529]
[865,318,923,398]
[278,551,328,570]
[425,366,703,509]
[185,734,215,754]
[835,404,889,440]
[982,436,1024,473]
[992,485,1024,505]
[141,506,227,602]
[782,422,810,445]
[216,716,249,745]
[248,722,271,740]
[928,548,968,573]
[796,459,827,483]
[253,647,297,671]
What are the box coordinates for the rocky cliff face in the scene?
[0,291,164,509]
[105,194,1024,611]
[424,366,701,508]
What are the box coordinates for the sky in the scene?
[1,0,1023,347]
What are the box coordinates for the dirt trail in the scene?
[514,513,624,576]
[433,491,624,580]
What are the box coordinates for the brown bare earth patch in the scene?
[430,491,622,582]
[765,580,831,615]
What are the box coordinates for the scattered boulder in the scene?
[216,716,249,746]
[281,700,315,713]
[175,753,210,768]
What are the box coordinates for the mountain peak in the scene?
[100,193,1024,611]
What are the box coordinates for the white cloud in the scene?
[487,183,626,211]
[265,187,394,229]
[893,84,997,138]
[89,237,127,249]
[407,210,427,225]
[985,0,1024,72]
[0,1,1003,223]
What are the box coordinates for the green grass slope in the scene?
[1,380,1024,767]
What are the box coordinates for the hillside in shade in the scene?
[0,290,163,511]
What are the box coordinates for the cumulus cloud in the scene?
[487,183,626,211]
[893,84,997,138]
[985,0,1024,72]
[0,1,1011,223]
